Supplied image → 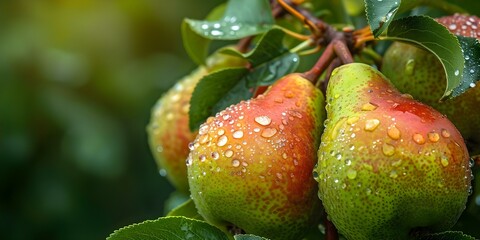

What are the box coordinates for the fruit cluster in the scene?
[146,9,476,240]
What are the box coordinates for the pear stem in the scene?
[302,42,336,84]
[325,218,339,240]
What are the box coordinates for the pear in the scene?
[187,73,325,239]
[382,14,480,149]
[315,63,472,240]
[147,53,246,193]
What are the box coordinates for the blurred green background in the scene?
[0,0,221,239]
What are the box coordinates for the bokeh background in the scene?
[0,0,222,239]
[1,1,480,240]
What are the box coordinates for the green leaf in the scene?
[414,231,476,240]
[365,0,401,37]
[382,15,464,98]
[452,36,480,97]
[107,216,229,240]
[364,0,466,37]
[167,199,203,220]
[189,67,249,131]
[185,0,274,40]
[188,29,300,130]
[234,234,270,240]
[182,20,211,65]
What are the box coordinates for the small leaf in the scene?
[189,67,249,131]
[365,0,401,37]
[167,199,204,220]
[107,216,228,240]
[414,231,476,240]
[234,234,271,240]
[382,15,464,98]
[452,36,480,97]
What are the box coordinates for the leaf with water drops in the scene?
[451,36,480,97]
[186,0,273,40]
[365,0,401,37]
[414,231,476,240]
[107,216,228,240]
[365,0,466,38]
[167,199,203,220]
[234,234,271,240]
[182,0,273,65]
[382,15,464,99]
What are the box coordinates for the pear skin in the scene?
[382,14,480,149]
[147,53,246,193]
[187,73,325,240]
[316,63,472,240]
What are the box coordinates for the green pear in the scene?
[315,63,472,240]
[382,14,480,149]
[147,53,246,193]
[187,73,325,239]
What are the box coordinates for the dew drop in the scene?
[389,170,398,178]
[413,133,425,144]
[199,124,209,135]
[232,159,240,167]
[336,153,342,160]
[159,168,167,177]
[211,152,219,160]
[188,142,195,150]
[261,128,278,138]
[156,145,164,153]
[199,154,206,162]
[225,150,234,158]
[217,135,228,146]
[282,153,288,159]
[441,129,451,138]
[276,173,283,179]
[364,119,380,131]
[347,169,357,179]
[387,125,401,140]
[454,69,460,76]
[449,24,457,30]
[274,97,284,103]
[345,159,352,166]
[293,159,299,166]
[253,128,261,133]
[347,116,359,125]
[284,91,295,98]
[405,59,415,75]
[233,130,244,139]
[382,143,395,156]
[186,156,193,166]
[199,134,209,144]
[441,156,449,167]
[428,132,440,142]
[470,82,476,88]
[366,188,372,195]
[255,116,272,126]
[218,129,225,136]
[361,102,378,111]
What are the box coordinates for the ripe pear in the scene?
[382,14,480,148]
[187,73,325,239]
[315,63,472,240]
[147,53,246,193]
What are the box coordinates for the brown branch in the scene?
[302,43,336,83]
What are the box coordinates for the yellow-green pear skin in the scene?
[382,14,480,146]
[187,73,325,240]
[147,53,246,193]
[315,63,472,240]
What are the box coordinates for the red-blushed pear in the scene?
[315,63,472,240]
[187,73,325,240]
[382,14,480,150]
[147,53,246,193]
